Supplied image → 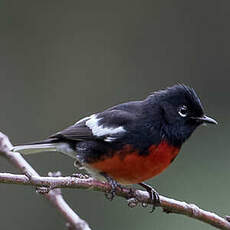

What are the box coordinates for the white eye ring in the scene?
[178,105,188,117]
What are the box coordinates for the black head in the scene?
[147,84,217,146]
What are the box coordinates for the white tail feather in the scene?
[12,142,77,159]
[12,144,58,155]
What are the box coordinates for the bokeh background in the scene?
[0,1,229,229]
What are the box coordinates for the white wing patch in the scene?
[75,116,90,125]
[85,114,126,141]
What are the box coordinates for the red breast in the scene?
[89,141,180,185]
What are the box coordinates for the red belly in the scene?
[90,141,180,184]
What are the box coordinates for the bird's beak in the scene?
[195,115,218,125]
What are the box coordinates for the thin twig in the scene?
[0,132,91,230]
[0,172,229,230]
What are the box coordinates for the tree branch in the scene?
[0,172,229,230]
[0,132,229,230]
[0,132,91,230]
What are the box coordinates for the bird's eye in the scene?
[178,105,188,117]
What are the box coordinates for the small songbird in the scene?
[12,84,217,205]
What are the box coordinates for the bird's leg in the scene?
[138,182,160,212]
[71,160,89,178]
[73,160,85,170]
[101,173,123,201]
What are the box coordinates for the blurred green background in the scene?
[0,0,229,229]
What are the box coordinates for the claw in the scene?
[138,182,160,212]
[101,173,122,201]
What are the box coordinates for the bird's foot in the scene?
[138,182,160,212]
[102,173,123,201]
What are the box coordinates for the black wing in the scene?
[50,109,135,143]
[50,117,94,141]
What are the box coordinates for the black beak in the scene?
[195,115,218,125]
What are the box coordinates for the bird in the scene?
[12,84,217,207]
